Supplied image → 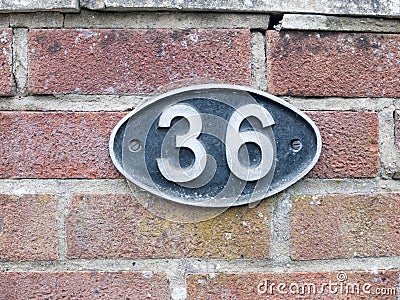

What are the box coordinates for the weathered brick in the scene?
[28,29,251,95]
[267,31,400,97]
[308,111,378,178]
[0,194,57,261]
[291,194,400,260]
[187,271,399,299]
[66,194,271,259]
[0,28,13,96]
[0,272,169,299]
[0,111,378,179]
[0,112,123,178]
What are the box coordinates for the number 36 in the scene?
[157,103,275,183]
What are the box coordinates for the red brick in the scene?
[267,31,400,97]
[28,29,251,95]
[66,194,271,259]
[0,194,57,261]
[0,28,13,96]
[0,272,169,299]
[0,112,123,178]
[187,271,399,299]
[308,111,378,178]
[0,111,377,179]
[291,194,400,260]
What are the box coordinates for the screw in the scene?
[291,139,302,152]
[129,139,141,152]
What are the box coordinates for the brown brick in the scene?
[267,31,400,97]
[0,112,123,178]
[308,111,378,178]
[0,194,57,261]
[0,28,13,96]
[0,272,169,299]
[28,29,251,95]
[66,194,271,259]
[291,194,400,260]
[187,271,399,299]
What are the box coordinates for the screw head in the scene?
[129,139,141,152]
[291,139,302,152]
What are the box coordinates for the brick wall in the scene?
[0,6,399,300]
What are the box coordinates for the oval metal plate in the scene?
[109,84,322,207]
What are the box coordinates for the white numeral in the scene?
[157,104,207,183]
[225,104,275,181]
[157,103,275,183]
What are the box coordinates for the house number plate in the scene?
[109,84,322,207]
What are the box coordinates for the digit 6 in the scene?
[225,104,275,181]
